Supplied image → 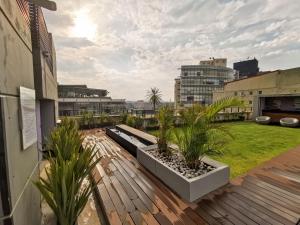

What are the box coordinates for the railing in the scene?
[29,3,54,73]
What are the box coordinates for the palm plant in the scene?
[147,87,162,113]
[175,97,244,169]
[35,118,100,225]
[156,106,174,155]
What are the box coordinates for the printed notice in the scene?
[20,87,37,150]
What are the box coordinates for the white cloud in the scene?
[44,0,300,101]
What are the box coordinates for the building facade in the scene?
[175,58,234,109]
[0,1,57,225]
[233,58,259,79]
[58,85,126,116]
[213,67,300,121]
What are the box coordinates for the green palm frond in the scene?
[174,97,244,168]
[156,106,174,155]
[146,87,162,111]
[202,97,244,122]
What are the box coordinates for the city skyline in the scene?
[44,0,300,101]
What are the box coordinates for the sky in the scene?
[44,0,300,101]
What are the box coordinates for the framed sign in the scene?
[20,87,37,150]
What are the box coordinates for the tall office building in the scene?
[175,58,234,109]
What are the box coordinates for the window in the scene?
[184,72,188,76]
[187,96,194,102]
[258,90,262,94]
[249,101,252,105]
[249,91,253,95]
[234,92,238,96]
[196,72,201,76]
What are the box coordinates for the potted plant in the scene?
[137,97,244,201]
[35,118,100,225]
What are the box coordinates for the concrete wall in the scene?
[40,100,56,144]
[213,68,300,119]
[1,97,41,225]
[0,1,41,224]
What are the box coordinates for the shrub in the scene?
[174,97,244,169]
[35,118,100,225]
[156,106,174,155]
[126,115,136,127]
[81,111,94,129]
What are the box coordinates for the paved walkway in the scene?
[84,132,300,225]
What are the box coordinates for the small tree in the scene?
[175,97,244,169]
[147,87,162,114]
[156,106,174,155]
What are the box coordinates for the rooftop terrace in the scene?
[84,130,300,225]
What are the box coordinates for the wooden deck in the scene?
[85,132,300,225]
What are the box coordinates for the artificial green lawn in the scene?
[149,122,300,178]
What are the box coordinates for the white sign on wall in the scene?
[20,86,37,150]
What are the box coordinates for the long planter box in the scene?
[106,128,138,156]
[137,145,230,202]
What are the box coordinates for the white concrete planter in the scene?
[137,145,230,202]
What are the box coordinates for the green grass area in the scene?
[149,122,300,178]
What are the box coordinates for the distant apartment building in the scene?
[0,1,57,225]
[175,58,234,109]
[233,58,259,79]
[58,85,126,116]
[126,100,174,117]
[213,67,300,121]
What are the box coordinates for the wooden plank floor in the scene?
[84,132,300,225]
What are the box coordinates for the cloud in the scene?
[44,0,300,101]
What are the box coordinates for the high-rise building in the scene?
[175,58,234,108]
[233,58,259,79]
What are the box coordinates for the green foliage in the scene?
[126,115,143,128]
[126,115,136,127]
[35,118,100,225]
[146,87,162,112]
[120,113,129,124]
[150,121,300,178]
[174,97,244,168]
[97,113,109,124]
[47,117,83,160]
[81,111,94,128]
[156,106,174,155]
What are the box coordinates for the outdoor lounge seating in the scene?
[255,116,271,125]
[280,117,299,127]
